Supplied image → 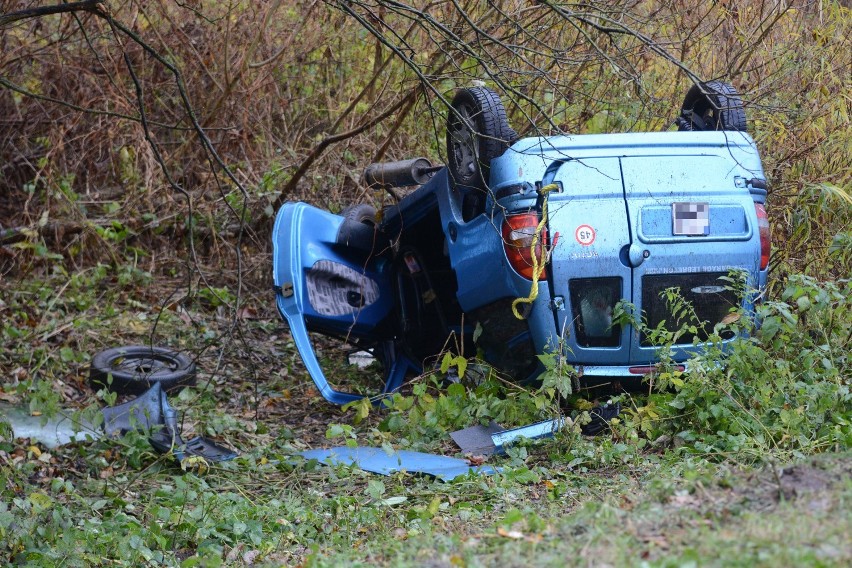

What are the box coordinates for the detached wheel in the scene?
[89,345,196,395]
[446,87,516,194]
[678,81,747,132]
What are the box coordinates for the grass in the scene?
[304,454,852,567]
[4,438,850,566]
[1,267,850,566]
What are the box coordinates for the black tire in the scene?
[337,204,388,255]
[89,345,196,395]
[678,81,747,132]
[446,87,516,194]
[342,204,377,225]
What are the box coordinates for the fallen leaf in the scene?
[640,534,669,548]
[237,306,258,320]
[0,390,19,403]
[381,496,408,506]
[721,312,741,325]
[497,527,524,539]
[669,492,698,507]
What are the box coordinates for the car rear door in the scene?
[546,158,633,364]
[620,154,761,363]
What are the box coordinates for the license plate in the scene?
[672,202,709,236]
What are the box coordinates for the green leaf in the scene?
[381,496,407,507]
[366,480,386,500]
[343,398,371,424]
[440,352,453,374]
[426,496,442,516]
[472,322,484,343]
[456,357,468,379]
[28,492,53,513]
[446,383,466,398]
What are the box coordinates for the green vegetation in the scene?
[1,261,849,565]
[1,0,850,566]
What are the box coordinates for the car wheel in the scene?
[446,87,516,195]
[89,345,196,395]
[342,204,377,226]
[337,204,388,255]
[678,81,747,132]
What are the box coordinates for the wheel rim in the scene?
[110,353,179,377]
[448,102,479,184]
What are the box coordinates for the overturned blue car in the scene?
[273,82,770,404]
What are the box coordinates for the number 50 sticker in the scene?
[575,224,596,246]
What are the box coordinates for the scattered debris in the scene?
[2,381,236,463]
[450,418,566,456]
[450,403,621,455]
[89,345,196,395]
[102,382,237,462]
[450,421,504,456]
[492,418,568,450]
[300,446,499,482]
[1,403,99,449]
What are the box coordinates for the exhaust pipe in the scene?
[363,158,442,188]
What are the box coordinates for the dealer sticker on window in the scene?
[672,202,709,236]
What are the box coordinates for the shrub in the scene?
[658,275,851,457]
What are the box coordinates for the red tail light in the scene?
[754,203,770,270]
[502,213,547,280]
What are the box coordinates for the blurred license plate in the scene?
[672,202,709,236]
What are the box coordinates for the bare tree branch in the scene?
[272,91,417,210]
[0,0,104,27]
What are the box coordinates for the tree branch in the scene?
[0,0,104,27]
[272,91,417,210]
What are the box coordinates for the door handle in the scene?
[628,244,649,267]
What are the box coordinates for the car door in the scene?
[620,154,762,364]
[272,202,409,404]
[546,158,633,364]
[273,202,394,339]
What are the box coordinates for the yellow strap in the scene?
[512,184,558,319]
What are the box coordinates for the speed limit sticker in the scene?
[575,224,596,246]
